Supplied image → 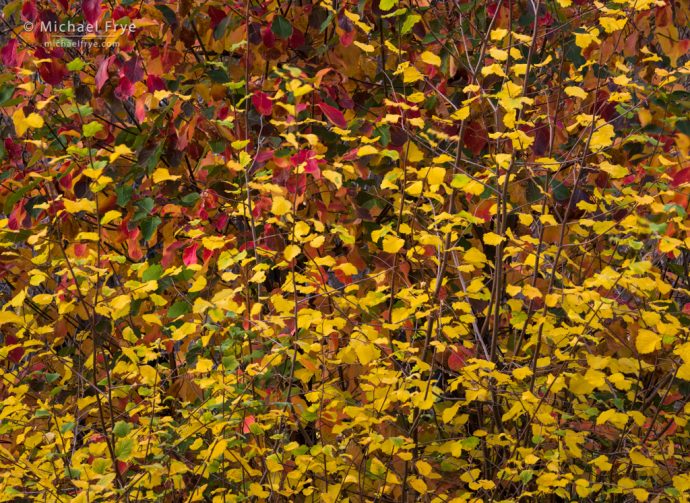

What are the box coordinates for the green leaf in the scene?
[142,264,163,282]
[46,373,61,383]
[67,58,87,71]
[113,421,133,438]
[140,216,161,242]
[401,14,421,34]
[115,438,135,460]
[0,85,15,106]
[116,185,133,207]
[271,16,293,39]
[380,0,397,11]
[168,301,190,319]
[214,16,231,40]
[82,121,103,138]
[180,193,201,206]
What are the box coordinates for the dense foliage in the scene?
[0,0,689,500]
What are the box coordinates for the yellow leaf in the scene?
[418,167,446,185]
[575,28,601,49]
[248,483,270,499]
[63,199,97,214]
[208,439,227,460]
[0,311,22,325]
[483,232,504,246]
[109,144,133,163]
[369,457,387,476]
[629,449,655,468]
[12,109,44,137]
[592,455,612,471]
[195,358,213,373]
[596,409,629,429]
[489,47,508,61]
[188,276,207,293]
[310,235,325,248]
[599,161,627,178]
[101,210,122,225]
[490,28,508,41]
[512,367,533,380]
[73,231,98,241]
[322,170,342,188]
[421,51,441,66]
[249,270,266,283]
[496,81,533,111]
[522,284,542,299]
[406,141,424,162]
[201,236,227,250]
[336,263,358,276]
[556,0,571,6]
[412,382,435,410]
[451,106,470,121]
[406,180,423,196]
[409,477,428,494]
[415,460,432,476]
[481,63,507,78]
[590,123,615,152]
[506,284,521,296]
[659,236,682,253]
[382,234,405,254]
[284,244,300,261]
[357,145,379,157]
[353,41,375,53]
[442,402,461,423]
[353,340,380,365]
[632,488,649,502]
[152,167,181,184]
[673,474,690,492]
[565,86,588,99]
[464,248,487,264]
[271,196,291,216]
[403,65,423,83]
[636,329,661,354]
[600,16,627,33]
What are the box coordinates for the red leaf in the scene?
[35,48,67,86]
[242,415,256,433]
[672,168,690,188]
[82,0,102,25]
[126,228,143,261]
[318,103,347,128]
[1,39,19,67]
[463,121,488,155]
[8,200,28,231]
[5,334,24,364]
[183,242,199,266]
[21,0,37,21]
[289,29,305,49]
[74,243,88,258]
[448,346,474,371]
[207,6,227,29]
[96,56,113,93]
[252,91,273,116]
[146,75,166,92]
[115,77,133,100]
[122,56,144,82]
[135,97,146,123]
[262,27,275,48]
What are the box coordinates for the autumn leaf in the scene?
[317,103,347,128]
[12,109,43,136]
[252,91,273,116]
